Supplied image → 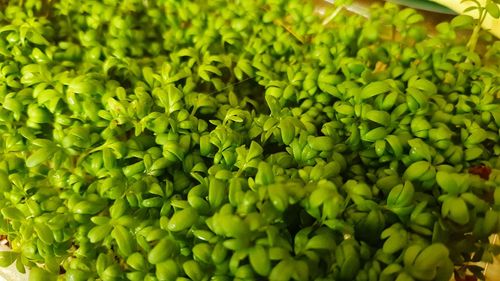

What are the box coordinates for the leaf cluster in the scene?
[0,1,498,281]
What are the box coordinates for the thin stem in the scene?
[322,6,343,26]
[207,76,255,96]
[467,3,489,53]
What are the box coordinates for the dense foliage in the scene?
[0,0,499,280]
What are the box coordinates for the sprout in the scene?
[0,0,498,281]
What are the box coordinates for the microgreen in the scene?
[461,0,500,52]
[0,0,498,281]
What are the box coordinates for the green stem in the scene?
[467,5,489,53]
[467,23,481,53]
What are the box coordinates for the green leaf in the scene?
[73,199,107,215]
[34,223,54,244]
[68,78,93,94]
[0,251,18,267]
[142,67,154,87]
[1,207,25,221]
[26,147,57,168]
[29,267,57,281]
[201,65,222,76]
[112,225,135,256]
[236,58,254,77]
[0,25,16,34]
[167,207,198,232]
[183,260,204,281]
[27,32,50,45]
[451,15,474,28]
[255,162,274,186]
[15,258,25,274]
[265,95,280,116]
[436,171,458,193]
[308,136,335,151]
[209,178,226,209]
[486,1,500,18]
[147,238,179,264]
[249,245,271,276]
[198,68,210,81]
[360,81,391,100]
[127,253,147,271]
[268,184,288,211]
[88,224,113,243]
[279,118,295,145]
[247,141,264,162]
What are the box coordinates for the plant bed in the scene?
[0,0,499,281]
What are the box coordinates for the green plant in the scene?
[0,0,498,281]
[460,0,500,52]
